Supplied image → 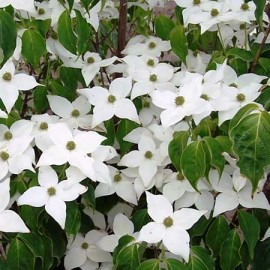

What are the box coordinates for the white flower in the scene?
[64,230,112,270]
[18,166,87,229]
[37,123,110,183]
[0,0,35,12]
[0,61,39,113]
[137,192,206,262]
[0,178,29,233]
[78,77,140,127]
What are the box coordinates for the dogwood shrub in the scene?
[0,0,269,269]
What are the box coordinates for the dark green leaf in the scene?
[131,209,150,231]
[167,258,187,270]
[60,66,85,90]
[190,215,212,237]
[65,201,81,235]
[181,141,206,190]
[230,110,270,191]
[256,86,270,110]
[238,210,260,258]
[252,238,270,269]
[50,81,76,101]
[226,48,254,62]
[254,0,266,29]
[34,86,49,113]
[21,29,46,68]
[7,238,35,270]
[206,216,230,256]
[20,206,44,231]
[75,10,90,54]
[220,229,241,270]
[188,246,215,270]
[57,10,77,54]
[115,244,140,270]
[215,136,232,153]
[137,259,160,270]
[155,15,175,40]
[0,10,17,65]
[168,131,190,172]
[170,25,188,63]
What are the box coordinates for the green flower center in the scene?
[144,101,150,108]
[200,94,209,101]
[39,122,48,130]
[163,216,173,228]
[47,187,56,196]
[239,23,246,30]
[149,74,157,82]
[175,96,185,106]
[38,8,45,15]
[148,42,156,49]
[2,72,12,81]
[81,242,89,249]
[193,0,201,5]
[144,151,153,159]
[87,57,95,64]
[4,131,13,140]
[241,3,249,11]
[0,151,9,161]
[211,8,219,17]
[114,174,122,182]
[177,173,185,181]
[230,83,238,87]
[108,94,116,103]
[71,109,80,117]
[66,141,76,151]
[236,93,246,102]
[147,59,155,66]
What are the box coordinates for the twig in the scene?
[250,23,270,73]
[117,0,128,58]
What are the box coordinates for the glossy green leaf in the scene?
[188,246,215,270]
[81,180,95,208]
[34,86,49,113]
[181,141,206,190]
[170,25,188,63]
[168,131,190,172]
[75,10,90,54]
[137,259,160,270]
[226,48,254,62]
[220,229,241,270]
[7,238,35,270]
[215,136,232,153]
[115,244,140,270]
[238,210,260,258]
[50,81,76,101]
[131,209,150,231]
[116,119,140,156]
[252,238,270,269]
[60,66,85,90]
[65,201,81,235]
[20,205,44,231]
[190,215,212,237]
[167,258,187,270]
[206,216,230,256]
[155,15,175,40]
[0,10,17,65]
[254,0,266,29]
[0,48,3,64]
[256,86,270,110]
[57,10,77,54]
[21,29,46,68]
[230,111,270,192]
[202,137,225,177]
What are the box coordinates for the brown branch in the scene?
[250,23,270,73]
[117,0,128,58]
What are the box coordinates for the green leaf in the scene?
[238,210,260,258]
[81,180,95,208]
[252,238,270,269]
[190,215,212,237]
[7,238,35,270]
[202,137,225,177]
[137,259,160,270]
[0,48,3,64]
[65,201,81,235]
[256,86,270,110]
[167,258,187,270]
[188,246,215,270]
[60,66,85,90]
[116,119,140,156]
[115,244,140,270]
[20,206,44,231]
[230,110,270,191]
[170,25,188,63]
[75,10,90,54]
[215,136,232,153]
[21,29,46,68]
[57,10,77,54]
[168,131,190,172]
[155,15,175,40]
[50,81,76,101]
[226,48,254,62]
[180,141,206,190]
[254,0,266,29]
[0,10,17,65]
[220,229,241,270]
[34,86,49,113]
[206,216,230,256]
[131,209,150,231]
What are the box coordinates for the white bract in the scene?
[137,192,206,262]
